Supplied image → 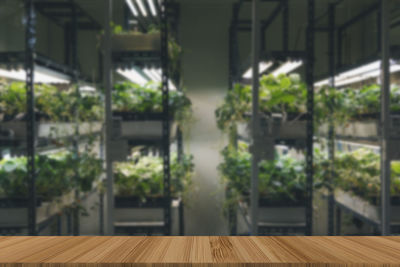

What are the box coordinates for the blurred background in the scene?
[0,0,399,236]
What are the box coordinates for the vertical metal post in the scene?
[70,0,80,236]
[104,0,115,235]
[282,0,289,52]
[337,29,342,69]
[25,0,37,236]
[161,0,171,236]
[380,0,391,236]
[327,3,335,236]
[305,0,315,236]
[250,0,260,236]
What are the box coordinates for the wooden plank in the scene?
[0,237,399,266]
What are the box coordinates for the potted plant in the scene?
[113,152,193,233]
[219,142,306,234]
[316,84,400,139]
[0,82,103,143]
[216,74,308,148]
[0,150,103,228]
[112,81,191,141]
[314,148,400,226]
[110,24,161,53]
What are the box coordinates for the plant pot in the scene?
[334,189,400,224]
[0,191,75,227]
[112,33,160,52]
[0,121,102,141]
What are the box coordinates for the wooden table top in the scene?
[0,236,400,266]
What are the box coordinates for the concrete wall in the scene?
[178,0,234,235]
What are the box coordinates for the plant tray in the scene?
[0,122,102,141]
[112,118,177,141]
[334,189,400,224]
[112,33,160,52]
[114,196,167,208]
[320,115,400,140]
[0,191,75,226]
[239,119,307,141]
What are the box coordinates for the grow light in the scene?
[0,66,70,84]
[117,68,148,86]
[136,0,148,17]
[147,0,157,16]
[271,60,303,77]
[143,68,160,82]
[315,60,400,87]
[126,0,139,16]
[242,61,273,79]
[151,68,176,90]
[80,86,96,92]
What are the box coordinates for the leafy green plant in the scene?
[0,151,103,201]
[114,152,194,201]
[219,142,306,206]
[315,83,400,126]
[0,82,103,122]
[113,81,191,122]
[215,74,308,132]
[314,148,400,204]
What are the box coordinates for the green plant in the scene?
[219,142,307,206]
[314,148,400,204]
[113,81,191,122]
[315,83,400,126]
[0,82,103,122]
[215,74,308,132]
[0,151,102,201]
[114,152,194,201]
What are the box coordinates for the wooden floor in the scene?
[0,236,399,266]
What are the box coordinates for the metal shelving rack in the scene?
[104,0,184,236]
[0,0,102,236]
[227,0,315,236]
[314,0,397,235]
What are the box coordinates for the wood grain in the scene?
[0,236,399,266]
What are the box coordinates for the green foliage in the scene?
[113,81,191,122]
[114,153,194,201]
[314,148,400,204]
[215,74,307,131]
[0,151,103,201]
[315,84,400,126]
[218,142,306,204]
[0,82,103,122]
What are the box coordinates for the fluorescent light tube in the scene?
[315,60,400,87]
[117,68,148,86]
[150,68,162,81]
[271,60,303,77]
[242,61,273,79]
[136,0,148,17]
[147,0,157,16]
[0,66,70,84]
[143,68,160,82]
[126,0,139,16]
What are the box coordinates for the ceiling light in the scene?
[0,66,70,84]
[117,68,148,86]
[147,0,157,16]
[143,68,160,82]
[126,0,139,16]
[271,60,303,77]
[136,0,148,17]
[242,61,273,79]
[315,60,400,87]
